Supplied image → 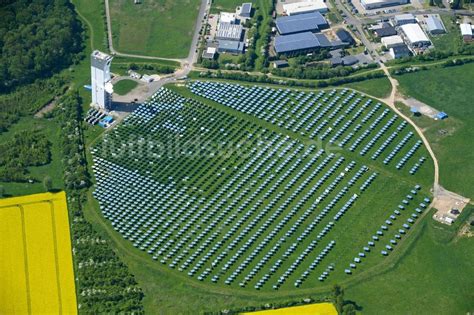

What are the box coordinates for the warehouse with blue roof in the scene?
[274,32,330,56]
[276,12,328,35]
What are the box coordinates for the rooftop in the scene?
[283,0,328,14]
[460,23,473,36]
[426,15,444,32]
[276,12,327,35]
[274,31,323,53]
[240,3,252,15]
[401,23,430,44]
[395,13,415,21]
[216,22,243,40]
[218,40,245,52]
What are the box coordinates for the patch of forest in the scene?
[0,0,82,92]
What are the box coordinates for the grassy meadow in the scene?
[395,63,474,198]
[109,0,201,58]
[113,79,139,95]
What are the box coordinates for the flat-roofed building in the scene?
[393,13,416,26]
[217,40,245,54]
[400,23,431,47]
[460,23,473,42]
[202,47,217,59]
[239,3,252,18]
[381,35,404,48]
[360,0,409,10]
[276,12,328,35]
[220,12,237,24]
[389,44,411,58]
[274,31,329,56]
[283,0,329,15]
[216,22,243,41]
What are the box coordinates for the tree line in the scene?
[54,91,145,313]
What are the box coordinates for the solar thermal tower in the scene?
[91,50,114,110]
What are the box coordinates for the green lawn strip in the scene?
[71,0,108,52]
[113,79,139,95]
[341,77,392,99]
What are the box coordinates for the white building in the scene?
[460,23,473,42]
[400,23,431,47]
[220,12,236,24]
[91,50,113,110]
[283,0,328,15]
[381,35,404,48]
[360,0,408,10]
[216,22,243,41]
[393,13,416,26]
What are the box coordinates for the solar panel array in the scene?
[91,83,431,291]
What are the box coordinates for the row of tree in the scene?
[198,69,385,89]
[0,0,82,92]
[55,91,145,313]
[271,63,378,81]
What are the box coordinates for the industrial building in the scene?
[393,14,416,26]
[360,0,409,10]
[460,23,473,42]
[202,47,217,59]
[220,12,237,24]
[400,23,431,47]
[216,22,243,41]
[381,35,404,48]
[389,44,411,58]
[336,29,355,45]
[91,50,113,111]
[425,15,445,34]
[239,3,252,18]
[373,23,397,37]
[274,31,330,55]
[276,12,328,35]
[217,40,245,54]
[283,0,329,15]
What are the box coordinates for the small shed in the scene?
[272,60,289,68]
[436,112,448,120]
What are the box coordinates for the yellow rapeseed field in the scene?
[0,192,77,314]
[241,302,338,315]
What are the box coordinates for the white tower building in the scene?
[91,50,114,110]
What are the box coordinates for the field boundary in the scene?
[19,205,32,315]
[49,200,64,314]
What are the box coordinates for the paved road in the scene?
[361,7,474,23]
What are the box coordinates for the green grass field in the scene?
[109,0,201,58]
[395,63,474,198]
[113,79,139,95]
[210,0,256,13]
[346,210,474,314]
